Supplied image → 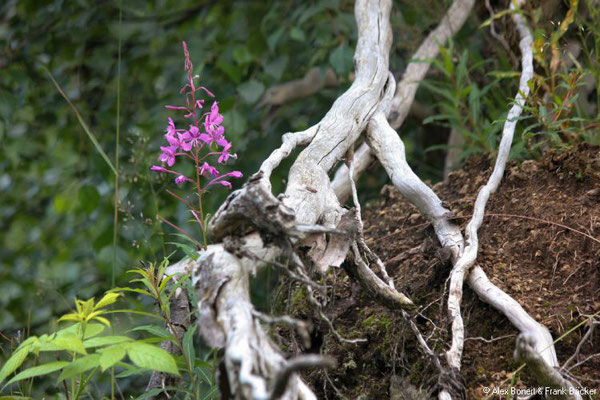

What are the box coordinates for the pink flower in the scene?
[179,125,201,151]
[165,105,188,111]
[151,165,168,172]
[218,141,232,164]
[204,102,224,136]
[166,118,176,135]
[226,171,243,178]
[175,174,192,185]
[200,162,219,178]
[159,145,178,167]
[217,181,232,189]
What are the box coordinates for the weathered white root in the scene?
[178,1,396,398]
[514,334,583,400]
[332,0,476,203]
[469,267,581,400]
[283,0,393,226]
[387,0,475,130]
[367,107,463,254]
[257,67,340,108]
[468,266,558,367]
[444,0,534,372]
[331,142,373,203]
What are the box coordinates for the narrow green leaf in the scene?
[57,354,101,382]
[128,325,173,340]
[158,274,176,293]
[43,67,117,175]
[92,316,111,327]
[108,287,153,297]
[127,342,179,376]
[83,336,132,348]
[4,362,69,388]
[94,292,121,310]
[196,365,213,386]
[14,337,37,353]
[0,349,29,385]
[58,313,81,323]
[113,361,144,378]
[200,384,219,400]
[182,325,197,369]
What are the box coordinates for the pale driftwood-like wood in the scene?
[257,67,340,108]
[388,0,475,130]
[444,0,534,375]
[163,1,397,398]
[156,0,583,398]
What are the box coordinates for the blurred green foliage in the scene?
[3,0,597,397]
[0,0,457,342]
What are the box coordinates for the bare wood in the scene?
[388,0,475,130]
[257,67,339,108]
[444,0,534,372]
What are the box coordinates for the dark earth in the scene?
[277,144,600,399]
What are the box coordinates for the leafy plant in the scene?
[0,292,177,399]
[0,259,218,399]
[421,41,514,161]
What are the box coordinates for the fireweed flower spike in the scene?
[151,41,243,247]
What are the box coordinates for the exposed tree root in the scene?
[154,0,586,398]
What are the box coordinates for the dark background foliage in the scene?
[1,0,597,396]
[0,0,460,336]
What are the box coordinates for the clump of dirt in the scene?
[287,144,600,399]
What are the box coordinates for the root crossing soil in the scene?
[284,144,600,399]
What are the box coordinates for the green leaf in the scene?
[0,348,29,385]
[329,43,353,77]
[4,362,69,388]
[39,333,86,355]
[263,56,288,80]
[216,58,242,84]
[98,345,127,371]
[222,109,247,139]
[113,362,144,378]
[108,286,153,297]
[232,47,253,65]
[83,323,106,338]
[167,241,198,261]
[196,365,213,386]
[81,298,95,317]
[94,292,121,310]
[128,325,174,340]
[479,8,516,29]
[157,274,176,293]
[127,342,179,376]
[267,28,284,52]
[57,354,101,382]
[58,313,82,323]
[200,384,219,400]
[238,79,265,104]
[182,325,197,369]
[91,315,111,327]
[83,335,132,348]
[289,27,306,42]
[43,68,117,175]
[0,396,34,399]
[14,337,37,353]
[78,185,100,214]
